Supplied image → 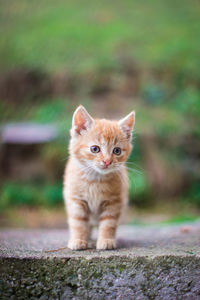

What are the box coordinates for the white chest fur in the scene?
[82,181,105,214]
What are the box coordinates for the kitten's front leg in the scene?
[97,201,121,250]
[67,199,90,250]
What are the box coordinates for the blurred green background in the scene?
[0,0,200,228]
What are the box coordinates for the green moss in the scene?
[1,256,200,299]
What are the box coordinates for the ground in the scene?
[0,222,200,299]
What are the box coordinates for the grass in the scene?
[0,0,200,78]
[0,181,64,210]
[161,214,200,225]
[1,0,200,137]
[129,215,200,226]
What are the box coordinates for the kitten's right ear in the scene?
[71,105,94,136]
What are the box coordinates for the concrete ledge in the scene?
[0,223,200,299]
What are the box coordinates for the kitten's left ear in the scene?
[71,105,94,136]
[118,111,135,139]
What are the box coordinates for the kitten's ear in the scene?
[118,111,135,139]
[71,105,94,136]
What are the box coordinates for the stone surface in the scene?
[0,222,200,299]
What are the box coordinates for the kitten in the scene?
[63,105,135,250]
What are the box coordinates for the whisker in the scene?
[117,161,143,171]
[115,169,126,186]
[81,166,94,173]
[126,167,142,175]
[126,161,141,166]
[116,162,143,173]
[126,162,144,171]
[77,164,95,174]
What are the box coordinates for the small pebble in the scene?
[180,226,192,234]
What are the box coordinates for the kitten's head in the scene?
[69,105,135,174]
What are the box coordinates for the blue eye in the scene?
[113,147,121,155]
[90,145,100,153]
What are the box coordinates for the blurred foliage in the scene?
[129,172,150,207]
[172,87,200,119]
[161,214,199,225]
[0,98,70,127]
[142,83,167,106]
[129,214,200,226]
[0,182,63,211]
[185,182,200,207]
[0,0,200,79]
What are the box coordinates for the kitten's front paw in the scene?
[96,238,116,250]
[68,239,88,250]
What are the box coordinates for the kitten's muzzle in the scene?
[102,160,112,169]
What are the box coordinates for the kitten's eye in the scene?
[113,147,121,155]
[90,145,100,153]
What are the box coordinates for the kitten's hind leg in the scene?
[67,199,90,250]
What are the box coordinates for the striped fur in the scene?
[63,105,135,250]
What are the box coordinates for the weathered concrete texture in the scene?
[0,222,200,300]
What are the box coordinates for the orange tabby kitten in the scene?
[63,105,135,250]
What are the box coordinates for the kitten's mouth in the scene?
[90,164,117,174]
[102,165,110,169]
[97,165,115,174]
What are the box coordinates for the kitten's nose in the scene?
[103,160,112,168]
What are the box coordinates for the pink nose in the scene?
[103,160,112,167]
